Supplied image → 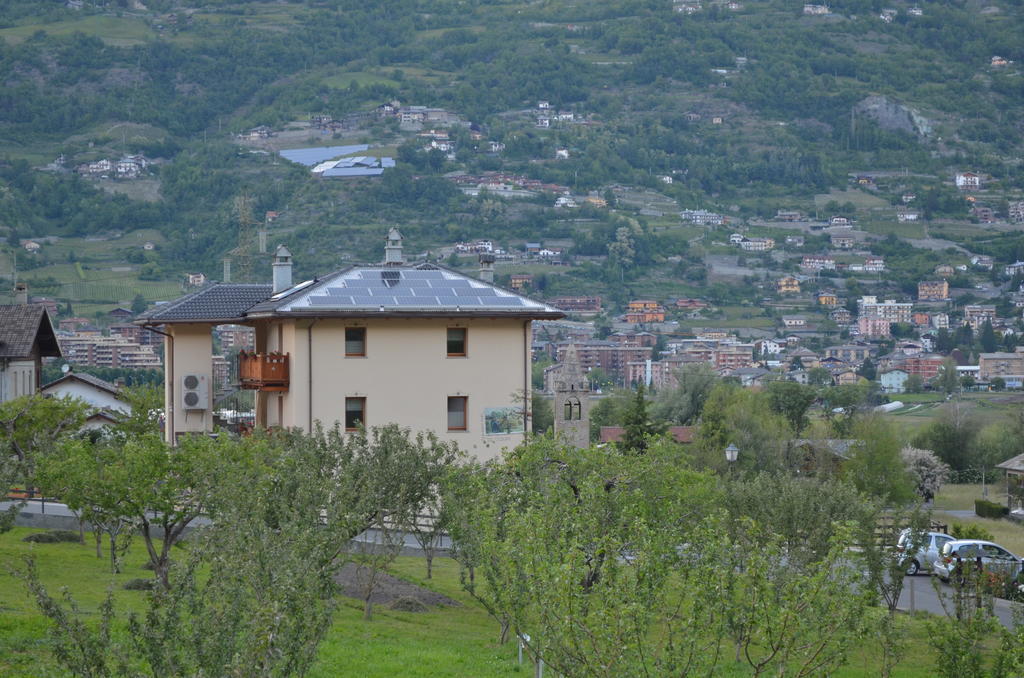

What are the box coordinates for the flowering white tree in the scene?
[901,446,950,503]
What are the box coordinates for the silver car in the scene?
[932,539,1023,583]
[897,530,955,576]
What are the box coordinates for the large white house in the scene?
[138,230,564,460]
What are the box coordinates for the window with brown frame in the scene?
[345,327,366,356]
[345,397,366,431]
[447,396,467,431]
[447,327,467,356]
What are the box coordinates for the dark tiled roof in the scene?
[137,284,273,323]
[0,305,61,358]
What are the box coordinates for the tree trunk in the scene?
[499,618,510,645]
[426,553,433,579]
[363,597,373,621]
[95,529,102,559]
[109,532,119,574]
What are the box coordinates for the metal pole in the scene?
[909,576,915,612]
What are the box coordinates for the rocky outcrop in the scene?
[853,95,932,137]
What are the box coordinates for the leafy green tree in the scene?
[130,293,147,315]
[937,357,960,394]
[857,357,877,381]
[620,383,666,453]
[905,374,925,393]
[764,380,816,434]
[695,384,793,473]
[531,392,553,435]
[651,363,718,425]
[844,417,915,504]
[979,320,997,353]
[0,395,87,532]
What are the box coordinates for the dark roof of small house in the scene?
[600,426,695,444]
[996,453,1024,473]
[136,284,274,324]
[42,372,121,396]
[0,305,61,359]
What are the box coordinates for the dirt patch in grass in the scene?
[334,562,460,610]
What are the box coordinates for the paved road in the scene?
[898,574,1020,628]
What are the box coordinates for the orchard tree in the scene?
[901,446,951,504]
[0,395,87,532]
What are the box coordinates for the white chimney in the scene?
[478,253,495,283]
[13,282,27,305]
[384,227,404,266]
[272,244,293,293]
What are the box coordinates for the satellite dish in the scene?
[60,364,71,374]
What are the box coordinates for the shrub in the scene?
[21,530,82,544]
[951,522,995,541]
[389,596,429,613]
[123,578,155,591]
[975,499,1009,520]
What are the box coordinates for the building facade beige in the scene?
[139,235,562,461]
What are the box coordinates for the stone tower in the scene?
[552,344,591,448]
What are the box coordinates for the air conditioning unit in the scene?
[180,374,209,410]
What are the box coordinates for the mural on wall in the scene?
[483,407,524,435]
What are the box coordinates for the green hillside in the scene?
[1,0,1023,310]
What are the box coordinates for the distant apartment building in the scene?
[714,343,755,370]
[801,255,836,271]
[1009,202,1024,224]
[857,316,891,338]
[777,276,801,294]
[215,324,256,351]
[550,296,602,313]
[830,235,855,249]
[509,274,533,291]
[775,210,804,222]
[918,280,950,301]
[863,257,886,273]
[109,323,160,347]
[823,344,873,364]
[555,341,652,382]
[680,209,724,225]
[979,348,1024,383]
[830,308,852,324]
[955,172,982,191]
[817,291,839,307]
[858,297,912,324]
[885,353,946,380]
[623,300,666,323]
[931,313,950,330]
[963,305,997,330]
[739,237,775,251]
[58,333,162,369]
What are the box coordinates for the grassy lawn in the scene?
[813,188,890,210]
[0,525,982,677]
[861,219,927,239]
[0,16,154,46]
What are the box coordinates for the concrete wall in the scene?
[43,381,130,413]
[166,324,214,442]
[277,317,531,461]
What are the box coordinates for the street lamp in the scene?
[725,443,740,464]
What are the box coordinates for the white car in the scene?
[932,539,1023,583]
[897,529,955,576]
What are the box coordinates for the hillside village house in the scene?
[0,298,62,402]
[918,280,950,301]
[138,231,563,460]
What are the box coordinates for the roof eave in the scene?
[245,309,566,321]
[136,316,253,326]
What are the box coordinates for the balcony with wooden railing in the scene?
[238,351,290,392]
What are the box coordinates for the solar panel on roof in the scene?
[488,297,526,306]
[351,296,378,306]
[394,296,421,305]
[436,296,462,306]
